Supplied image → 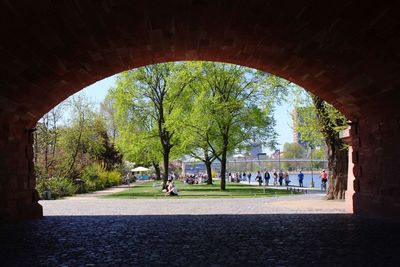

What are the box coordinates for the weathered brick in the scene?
[0,0,400,220]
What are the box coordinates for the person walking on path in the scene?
[298,171,304,187]
[256,171,262,186]
[247,172,252,184]
[284,171,290,186]
[264,170,270,186]
[278,170,284,186]
[273,171,278,186]
[320,169,328,191]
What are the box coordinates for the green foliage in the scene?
[34,94,123,198]
[47,178,77,199]
[36,176,77,199]
[81,163,122,192]
[108,61,291,189]
[186,62,282,189]
[291,90,349,199]
[283,143,306,159]
[109,62,197,182]
[176,62,283,157]
[35,61,292,195]
[282,142,306,170]
[293,91,347,149]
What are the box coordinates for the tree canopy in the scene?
[109,61,290,189]
[292,90,348,199]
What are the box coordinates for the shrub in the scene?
[49,177,77,198]
[80,163,122,192]
[36,177,77,199]
[107,170,122,186]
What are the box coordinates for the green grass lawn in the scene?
[106,180,300,199]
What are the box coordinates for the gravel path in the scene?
[40,184,345,216]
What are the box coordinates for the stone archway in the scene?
[1,1,399,221]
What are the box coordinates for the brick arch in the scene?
[1,1,399,221]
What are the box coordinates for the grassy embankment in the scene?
[107,180,299,199]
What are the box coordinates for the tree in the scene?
[283,143,306,158]
[177,92,220,184]
[282,142,306,170]
[88,116,122,171]
[34,93,124,198]
[60,95,94,178]
[196,62,279,190]
[109,63,193,185]
[34,103,64,178]
[294,91,348,199]
[100,95,118,144]
[311,94,348,199]
[58,95,122,178]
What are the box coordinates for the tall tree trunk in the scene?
[205,160,213,185]
[311,94,348,200]
[203,151,213,185]
[44,118,49,176]
[66,126,83,178]
[326,135,348,199]
[152,161,161,180]
[162,148,170,188]
[44,144,49,175]
[220,148,227,190]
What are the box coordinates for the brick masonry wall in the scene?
[0,114,42,222]
[352,116,400,218]
[0,1,399,220]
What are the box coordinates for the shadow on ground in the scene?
[1,214,399,266]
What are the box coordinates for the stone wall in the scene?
[0,115,42,222]
[0,1,399,220]
[352,116,400,218]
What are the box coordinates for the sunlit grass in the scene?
[106,180,299,199]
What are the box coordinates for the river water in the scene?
[233,173,326,188]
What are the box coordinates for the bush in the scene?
[36,177,77,199]
[81,164,102,192]
[48,177,77,198]
[107,170,122,186]
[80,163,122,192]
[36,163,123,197]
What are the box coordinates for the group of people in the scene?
[233,170,291,186]
[230,169,329,189]
[184,173,208,184]
[252,170,291,186]
[228,172,245,183]
[159,168,329,195]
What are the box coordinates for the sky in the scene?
[71,74,295,154]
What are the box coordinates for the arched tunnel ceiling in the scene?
[0,1,399,122]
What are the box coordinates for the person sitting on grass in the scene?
[161,180,169,192]
[165,181,178,196]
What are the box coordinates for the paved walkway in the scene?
[40,183,345,216]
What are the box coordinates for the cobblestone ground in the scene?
[1,214,400,266]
